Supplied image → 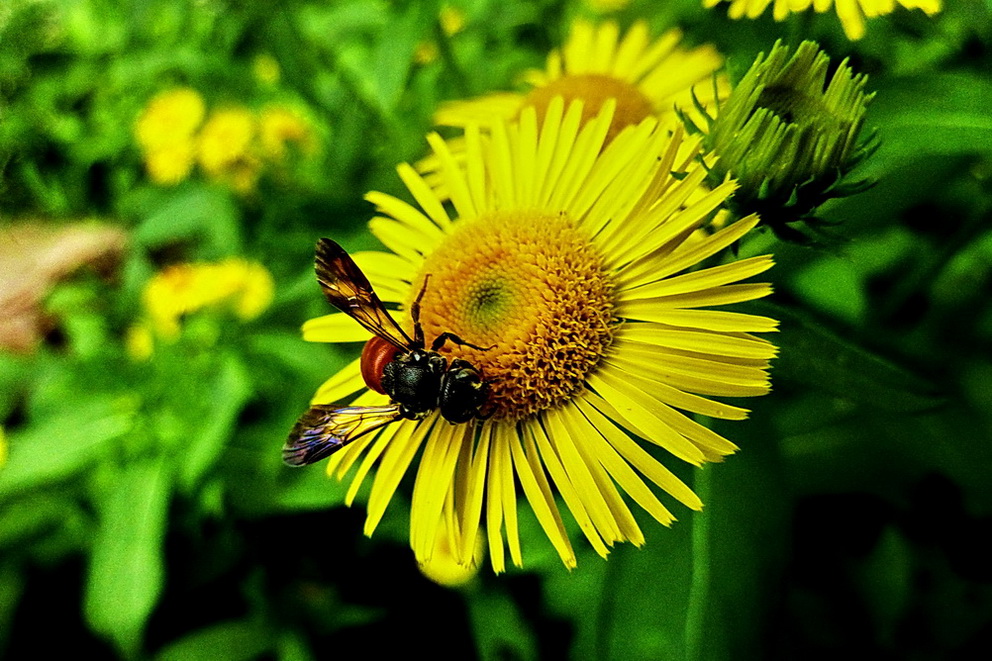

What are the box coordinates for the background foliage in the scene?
[2,0,992,659]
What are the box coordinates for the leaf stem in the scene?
[685,464,712,661]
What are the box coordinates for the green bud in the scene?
[685,40,878,243]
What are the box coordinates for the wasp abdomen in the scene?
[361,336,401,394]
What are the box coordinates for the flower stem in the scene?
[685,465,712,661]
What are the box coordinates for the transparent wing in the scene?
[283,403,402,467]
[315,238,415,350]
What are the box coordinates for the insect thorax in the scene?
[382,350,446,419]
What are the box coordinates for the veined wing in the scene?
[315,238,414,350]
[283,403,402,466]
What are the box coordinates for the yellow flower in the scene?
[135,88,205,151]
[302,99,777,571]
[434,19,728,142]
[0,426,7,468]
[418,518,485,587]
[142,258,274,340]
[197,107,262,194]
[143,140,198,186]
[259,106,317,162]
[702,0,942,40]
[135,88,205,185]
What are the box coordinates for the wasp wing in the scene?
[315,238,414,350]
[283,403,402,467]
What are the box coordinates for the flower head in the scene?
[197,107,263,194]
[303,99,777,571]
[134,88,206,185]
[703,0,941,40]
[434,19,728,142]
[141,257,274,341]
[259,106,317,162]
[688,40,876,241]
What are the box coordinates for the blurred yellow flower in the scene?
[141,258,274,341]
[703,0,941,40]
[0,426,7,468]
[197,107,262,194]
[135,88,205,151]
[435,19,727,142]
[143,141,198,186]
[259,106,316,162]
[418,518,485,587]
[253,53,282,85]
[135,88,205,185]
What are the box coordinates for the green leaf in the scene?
[543,509,694,660]
[132,185,242,256]
[154,619,273,661]
[177,354,253,492]
[368,1,425,110]
[84,457,171,658]
[0,397,136,500]
[0,560,24,653]
[0,494,83,550]
[864,72,992,176]
[466,583,538,661]
[750,300,943,412]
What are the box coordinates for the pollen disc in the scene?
[412,211,617,421]
[524,74,654,143]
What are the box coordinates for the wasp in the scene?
[283,238,491,466]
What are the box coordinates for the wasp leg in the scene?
[431,331,495,353]
[410,274,432,349]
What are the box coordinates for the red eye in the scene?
[360,336,400,394]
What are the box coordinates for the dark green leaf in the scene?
[864,72,992,176]
[751,300,944,412]
[154,619,273,661]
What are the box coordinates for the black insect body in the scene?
[283,238,491,467]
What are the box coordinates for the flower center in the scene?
[524,74,654,144]
[412,211,617,421]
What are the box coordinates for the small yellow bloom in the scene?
[253,53,281,85]
[135,88,206,185]
[0,426,7,468]
[439,5,466,35]
[197,107,262,193]
[135,88,206,152]
[259,106,316,162]
[142,258,274,340]
[418,518,485,587]
[143,140,198,186]
[703,0,942,40]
